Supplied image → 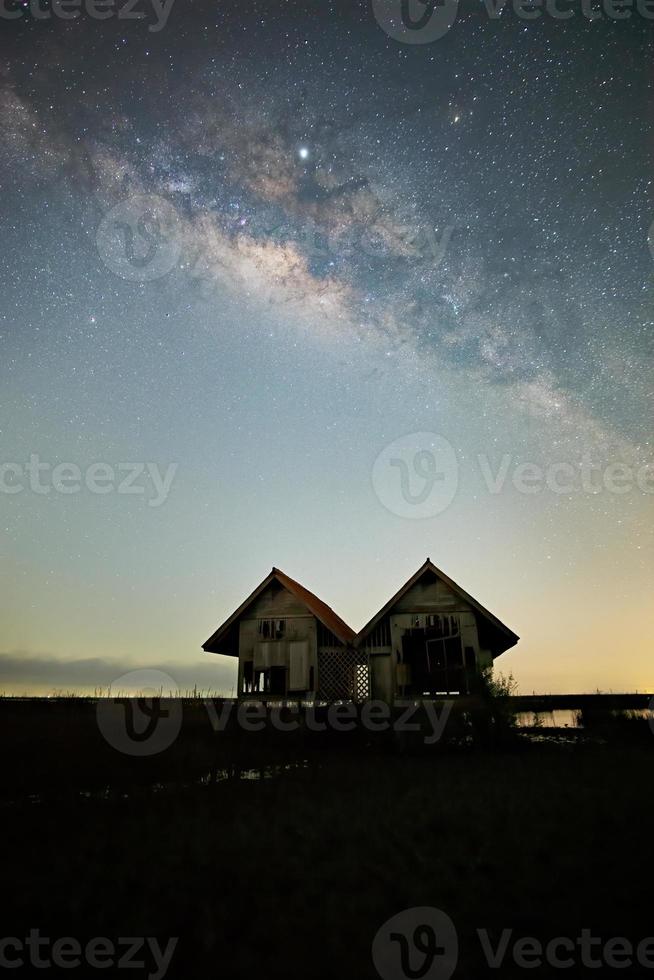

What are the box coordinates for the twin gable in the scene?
[202,559,518,660]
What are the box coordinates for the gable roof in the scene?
[355,558,519,655]
[202,567,356,653]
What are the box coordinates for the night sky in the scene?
[1,0,653,694]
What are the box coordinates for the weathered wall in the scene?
[237,583,318,693]
[368,576,484,701]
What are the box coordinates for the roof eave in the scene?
[201,570,278,653]
[355,559,519,649]
[492,633,520,658]
[201,567,356,652]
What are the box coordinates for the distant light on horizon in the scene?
[1,2,652,698]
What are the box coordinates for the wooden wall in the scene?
[237,583,318,694]
[367,576,491,702]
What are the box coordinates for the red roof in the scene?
[272,568,356,645]
[202,567,356,653]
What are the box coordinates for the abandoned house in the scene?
[202,567,364,701]
[202,559,519,702]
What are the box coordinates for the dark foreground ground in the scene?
[2,700,654,979]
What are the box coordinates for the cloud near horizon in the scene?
[0,652,237,696]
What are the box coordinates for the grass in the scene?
[2,699,653,978]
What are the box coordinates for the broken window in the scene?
[400,616,473,695]
[258,618,286,640]
[268,666,286,696]
[252,666,287,696]
[242,659,254,693]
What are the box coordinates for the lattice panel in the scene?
[355,662,370,702]
[318,649,370,702]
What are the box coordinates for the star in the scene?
[0,0,651,701]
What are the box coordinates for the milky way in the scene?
[1,0,653,693]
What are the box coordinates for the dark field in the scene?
[2,699,654,978]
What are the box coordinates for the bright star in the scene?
[298,147,309,160]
